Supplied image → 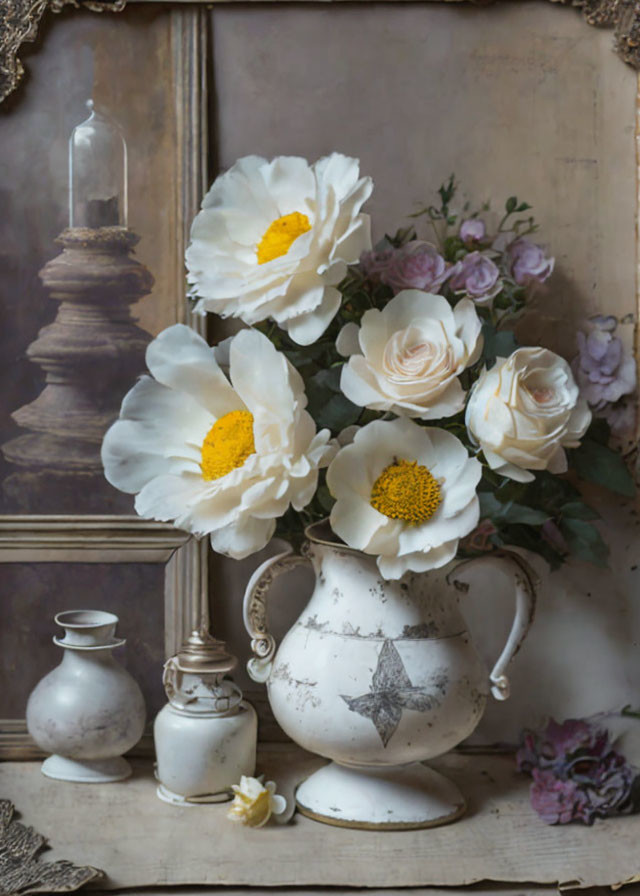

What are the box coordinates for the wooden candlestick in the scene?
[2,227,153,513]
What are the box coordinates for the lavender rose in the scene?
[460,218,486,243]
[572,315,636,410]
[449,251,501,306]
[507,238,554,285]
[379,241,450,293]
[359,247,395,283]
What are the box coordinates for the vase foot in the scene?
[155,783,232,806]
[295,761,466,830]
[41,754,132,783]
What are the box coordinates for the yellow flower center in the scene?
[256,212,311,265]
[370,459,442,525]
[201,410,255,481]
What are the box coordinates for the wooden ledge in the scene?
[1,745,639,891]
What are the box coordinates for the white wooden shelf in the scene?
[1,745,638,891]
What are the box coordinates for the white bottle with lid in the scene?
[154,629,257,805]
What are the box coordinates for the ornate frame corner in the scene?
[558,0,640,69]
[2,0,640,107]
[0,0,125,104]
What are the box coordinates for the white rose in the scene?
[465,347,592,483]
[338,290,482,420]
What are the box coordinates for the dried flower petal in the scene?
[227,776,287,827]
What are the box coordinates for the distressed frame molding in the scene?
[1,0,640,105]
[0,8,210,759]
[0,517,206,759]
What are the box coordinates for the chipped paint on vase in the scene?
[244,522,537,829]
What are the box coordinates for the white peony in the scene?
[338,290,482,420]
[227,776,287,827]
[101,324,333,559]
[327,418,481,579]
[465,346,592,483]
[185,154,373,346]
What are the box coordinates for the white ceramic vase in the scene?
[26,609,146,783]
[243,521,537,830]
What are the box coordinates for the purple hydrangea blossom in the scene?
[517,718,607,775]
[517,718,638,825]
[530,770,588,825]
[460,218,486,243]
[449,251,502,306]
[572,315,636,410]
[379,241,450,293]
[507,238,554,285]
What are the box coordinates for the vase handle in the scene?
[242,545,312,684]
[450,550,538,702]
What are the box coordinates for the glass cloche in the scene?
[68,99,128,229]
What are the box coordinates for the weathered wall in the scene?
[208,0,640,741]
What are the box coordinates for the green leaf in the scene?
[479,492,550,526]
[315,393,361,432]
[496,523,565,570]
[516,202,532,212]
[560,518,609,567]
[388,225,417,248]
[505,196,518,214]
[586,416,611,445]
[533,470,582,511]
[317,485,335,514]
[310,366,342,393]
[443,236,465,263]
[570,438,635,497]
[480,323,518,367]
[438,175,457,210]
[561,501,601,521]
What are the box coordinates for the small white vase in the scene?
[26,609,146,783]
[154,629,257,806]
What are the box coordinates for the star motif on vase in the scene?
[340,639,439,747]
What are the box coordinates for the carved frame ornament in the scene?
[1,0,640,105]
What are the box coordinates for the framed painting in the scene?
[0,5,209,756]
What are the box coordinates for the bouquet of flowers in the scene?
[102,154,635,579]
